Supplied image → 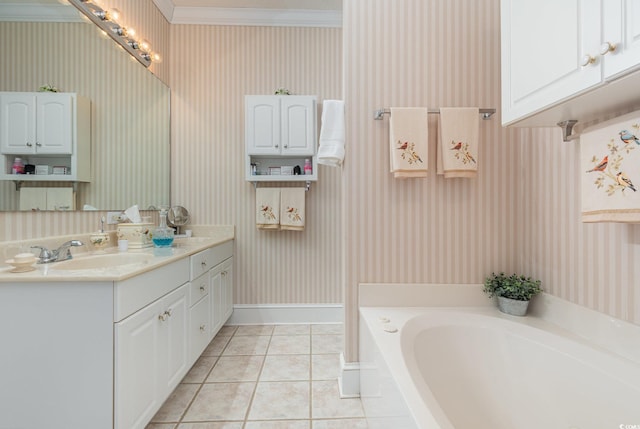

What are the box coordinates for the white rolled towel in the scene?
[317,100,345,167]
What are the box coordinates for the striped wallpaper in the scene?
[169,25,343,304]
[1,0,638,367]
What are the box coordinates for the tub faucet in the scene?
[31,240,84,264]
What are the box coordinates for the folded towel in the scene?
[437,107,479,178]
[317,100,346,167]
[280,188,306,231]
[389,107,429,178]
[256,188,280,230]
[581,110,640,222]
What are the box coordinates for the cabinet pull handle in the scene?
[599,41,617,56]
[581,54,596,67]
[200,324,206,332]
[201,261,207,268]
[26,142,32,147]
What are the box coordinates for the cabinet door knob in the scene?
[221,271,227,277]
[26,142,32,147]
[599,41,617,56]
[275,144,279,148]
[35,142,42,147]
[200,285,206,292]
[200,324,206,332]
[201,261,207,268]
[581,54,596,67]
[284,144,288,148]
[158,313,167,322]
[165,308,172,318]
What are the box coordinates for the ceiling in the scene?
[169,0,341,10]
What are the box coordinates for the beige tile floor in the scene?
[146,324,368,429]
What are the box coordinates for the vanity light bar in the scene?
[68,0,156,68]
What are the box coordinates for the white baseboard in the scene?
[227,304,343,325]
[338,353,360,397]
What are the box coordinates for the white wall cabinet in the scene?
[245,95,318,182]
[0,92,90,182]
[501,0,640,127]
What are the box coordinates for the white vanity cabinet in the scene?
[245,95,318,182]
[114,258,190,429]
[0,237,234,429]
[210,256,234,336]
[501,0,640,127]
[0,91,90,181]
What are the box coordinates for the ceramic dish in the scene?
[5,257,37,273]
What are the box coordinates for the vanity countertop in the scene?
[0,225,234,282]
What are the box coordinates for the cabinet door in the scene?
[160,284,189,395]
[281,96,316,156]
[602,0,640,79]
[0,93,35,154]
[209,264,224,337]
[501,0,601,125]
[221,257,234,322]
[246,96,280,155]
[115,300,163,429]
[36,94,73,154]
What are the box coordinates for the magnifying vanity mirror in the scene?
[0,1,170,211]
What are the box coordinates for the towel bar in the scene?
[373,108,496,120]
[252,181,311,192]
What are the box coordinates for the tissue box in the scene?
[116,223,153,248]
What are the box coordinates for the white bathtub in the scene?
[359,305,640,429]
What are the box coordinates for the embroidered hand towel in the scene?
[389,108,429,178]
[280,188,305,231]
[256,188,280,230]
[437,107,479,178]
[317,100,345,167]
[581,110,640,222]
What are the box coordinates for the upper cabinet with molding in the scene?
[0,92,91,182]
[501,0,640,128]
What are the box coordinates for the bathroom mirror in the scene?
[0,4,170,211]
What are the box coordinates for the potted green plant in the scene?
[483,272,542,316]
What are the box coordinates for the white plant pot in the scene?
[497,296,530,316]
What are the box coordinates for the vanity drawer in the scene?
[189,249,211,280]
[189,294,211,361]
[189,272,209,307]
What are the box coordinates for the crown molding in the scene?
[152,0,175,23]
[155,4,341,27]
[0,3,83,22]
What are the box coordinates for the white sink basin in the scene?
[52,253,153,270]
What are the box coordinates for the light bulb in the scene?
[125,27,136,38]
[151,52,162,63]
[108,8,121,21]
[139,39,151,52]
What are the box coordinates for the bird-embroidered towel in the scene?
[437,107,479,178]
[256,188,281,230]
[581,110,640,223]
[317,100,345,167]
[389,108,429,178]
[280,188,305,231]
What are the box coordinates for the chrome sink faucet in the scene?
[31,240,84,264]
